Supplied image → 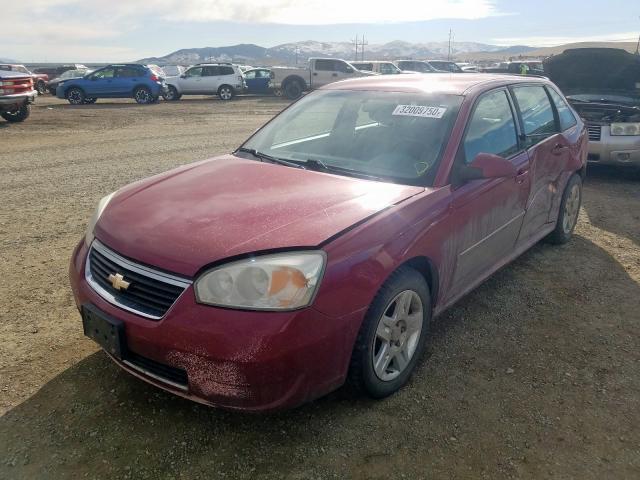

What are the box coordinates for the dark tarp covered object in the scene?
[544,48,640,96]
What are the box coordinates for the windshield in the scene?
[241,90,462,186]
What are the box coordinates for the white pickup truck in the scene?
[269,58,376,99]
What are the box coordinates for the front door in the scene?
[446,88,531,299]
[87,67,116,96]
[180,67,204,94]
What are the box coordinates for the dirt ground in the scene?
[0,95,639,480]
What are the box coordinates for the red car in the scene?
[70,74,587,411]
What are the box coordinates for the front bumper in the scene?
[0,91,36,106]
[587,124,640,166]
[69,240,363,411]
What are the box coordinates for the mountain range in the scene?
[137,40,538,66]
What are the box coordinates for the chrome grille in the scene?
[86,240,191,320]
[587,124,601,142]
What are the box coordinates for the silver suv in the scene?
[163,63,245,101]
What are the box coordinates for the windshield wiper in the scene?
[301,158,385,182]
[236,147,304,169]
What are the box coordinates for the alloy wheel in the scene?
[562,183,580,234]
[135,88,151,104]
[372,290,424,382]
[220,87,232,100]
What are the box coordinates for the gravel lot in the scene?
[1,95,639,479]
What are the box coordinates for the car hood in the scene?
[545,48,640,100]
[95,155,424,277]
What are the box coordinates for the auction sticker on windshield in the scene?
[392,105,447,118]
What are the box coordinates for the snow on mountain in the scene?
[138,40,532,65]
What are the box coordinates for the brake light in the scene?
[150,74,160,82]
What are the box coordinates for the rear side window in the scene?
[219,66,235,75]
[512,85,557,146]
[202,66,219,76]
[116,67,142,77]
[354,63,373,71]
[463,90,519,163]
[547,87,577,131]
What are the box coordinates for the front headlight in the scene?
[610,123,640,136]
[84,192,115,246]
[195,252,326,311]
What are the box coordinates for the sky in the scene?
[3,0,639,62]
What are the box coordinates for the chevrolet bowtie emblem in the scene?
[108,273,130,291]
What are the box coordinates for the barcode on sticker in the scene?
[392,105,447,118]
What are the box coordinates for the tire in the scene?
[217,85,234,101]
[1,103,31,122]
[83,98,97,104]
[545,173,582,245]
[66,87,85,105]
[284,80,303,100]
[36,80,46,95]
[163,86,181,101]
[133,86,153,104]
[347,266,431,399]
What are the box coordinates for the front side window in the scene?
[185,67,203,77]
[353,63,373,71]
[463,90,519,163]
[242,90,463,185]
[547,87,577,131]
[92,68,115,79]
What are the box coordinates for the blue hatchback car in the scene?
[56,64,166,105]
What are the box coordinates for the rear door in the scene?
[201,66,220,93]
[114,66,143,95]
[510,84,571,245]
[446,88,531,298]
[312,59,337,87]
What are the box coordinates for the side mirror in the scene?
[460,153,517,181]
[180,74,187,78]
[90,76,97,81]
[344,66,354,74]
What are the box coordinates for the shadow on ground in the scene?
[1,236,639,479]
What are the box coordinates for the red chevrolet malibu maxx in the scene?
[70,74,587,411]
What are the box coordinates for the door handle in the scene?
[313,72,318,76]
[515,168,530,184]
[552,143,568,155]
[332,73,338,77]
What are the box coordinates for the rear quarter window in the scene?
[220,66,235,75]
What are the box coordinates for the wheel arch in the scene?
[400,256,439,310]
[282,75,307,90]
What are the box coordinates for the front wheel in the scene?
[163,86,181,101]
[66,87,85,105]
[36,80,47,95]
[1,103,31,122]
[545,173,582,245]
[347,266,431,398]
[133,86,153,104]
[217,85,234,101]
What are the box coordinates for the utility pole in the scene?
[636,16,640,55]
[351,35,359,61]
[448,29,453,61]
[361,36,368,61]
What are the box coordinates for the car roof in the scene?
[322,72,550,96]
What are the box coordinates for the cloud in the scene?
[493,32,640,47]
[166,0,503,24]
